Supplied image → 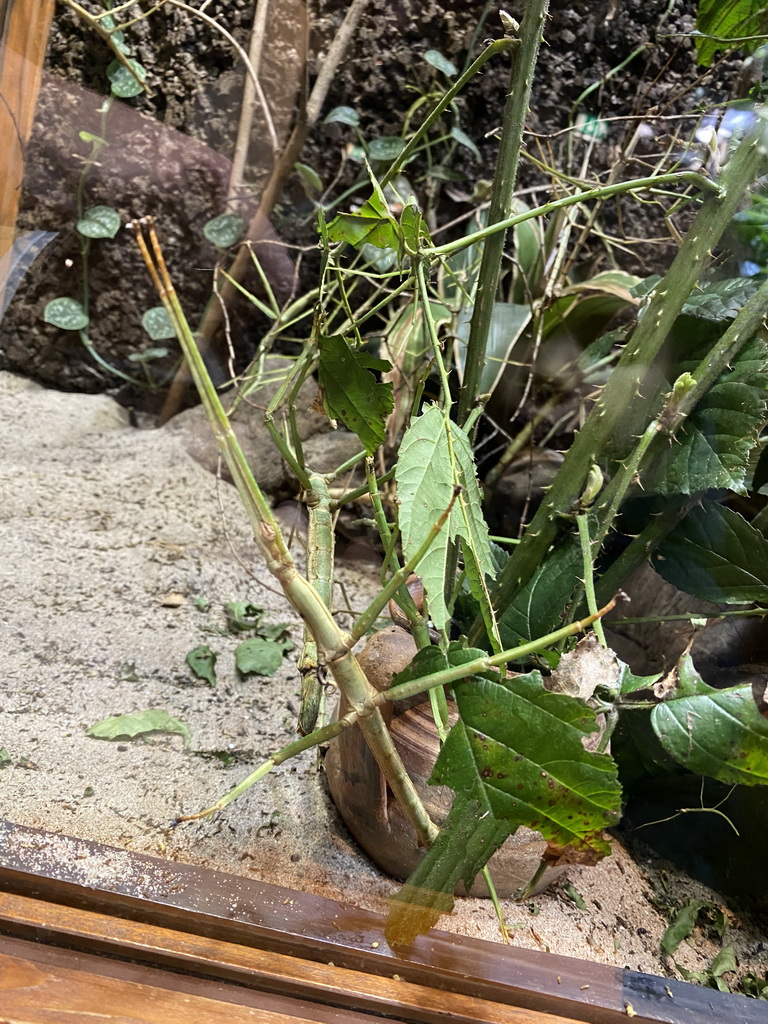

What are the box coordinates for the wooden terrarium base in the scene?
[1,820,766,1024]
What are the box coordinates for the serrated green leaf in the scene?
[498,538,582,649]
[424,49,457,76]
[323,105,360,126]
[651,653,768,785]
[430,658,621,857]
[86,710,189,745]
[77,205,121,239]
[653,500,768,603]
[696,0,768,65]
[186,645,217,686]
[395,407,495,631]
[203,213,245,248]
[106,58,147,98]
[141,306,176,340]
[328,160,402,251]
[43,297,89,331]
[642,335,768,495]
[682,277,761,321]
[317,334,393,454]
[235,637,286,677]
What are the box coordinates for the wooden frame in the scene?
[0,821,766,1024]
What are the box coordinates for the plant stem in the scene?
[298,473,335,735]
[175,599,615,822]
[379,39,516,190]
[426,171,719,260]
[131,218,439,848]
[472,124,766,644]
[457,0,550,427]
[576,514,606,646]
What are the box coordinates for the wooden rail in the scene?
[0,821,765,1024]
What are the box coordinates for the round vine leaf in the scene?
[141,305,176,341]
[367,137,406,162]
[106,58,147,98]
[203,213,245,248]
[424,49,457,76]
[77,206,121,239]
[43,297,89,331]
[323,105,360,127]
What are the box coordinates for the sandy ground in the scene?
[1,370,765,984]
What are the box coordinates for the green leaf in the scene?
[294,161,323,196]
[642,336,768,495]
[399,202,431,254]
[682,277,761,321]
[77,205,121,239]
[78,131,107,145]
[394,406,495,631]
[450,125,480,160]
[653,500,768,603]
[431,656,622,857]
[323,105,360,126]
[128,347,169,363]
[661,898,712,955]
[367,137,406,162]
[317,333,393,455]
[386,793,512,946]
[256,622,294,646]
[0,748,10,769]
[141,306,176,340]
[224,601,263,633]
[327,202,400,250]
[564,883,586,909]
[424,49,457,76]
[695,0,768,65]
[106,58,147,98]
[186,645,217,686]
[86,710,189,745]
[651,653,768,785]
[497,538,582,649]
[203,213,245,248]
[235,637,286,677]
[454,302,531,398]
[43,297,89,331]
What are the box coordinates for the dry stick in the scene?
[228,0,273,201]
[160,0,373,422]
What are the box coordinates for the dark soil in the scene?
[0,0,748,407]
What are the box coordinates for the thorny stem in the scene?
[472,123,767,644]
[576,515,606,647]
[379,38,516,190]
[457,0,550,428]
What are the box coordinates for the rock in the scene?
[164,356,330,495]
